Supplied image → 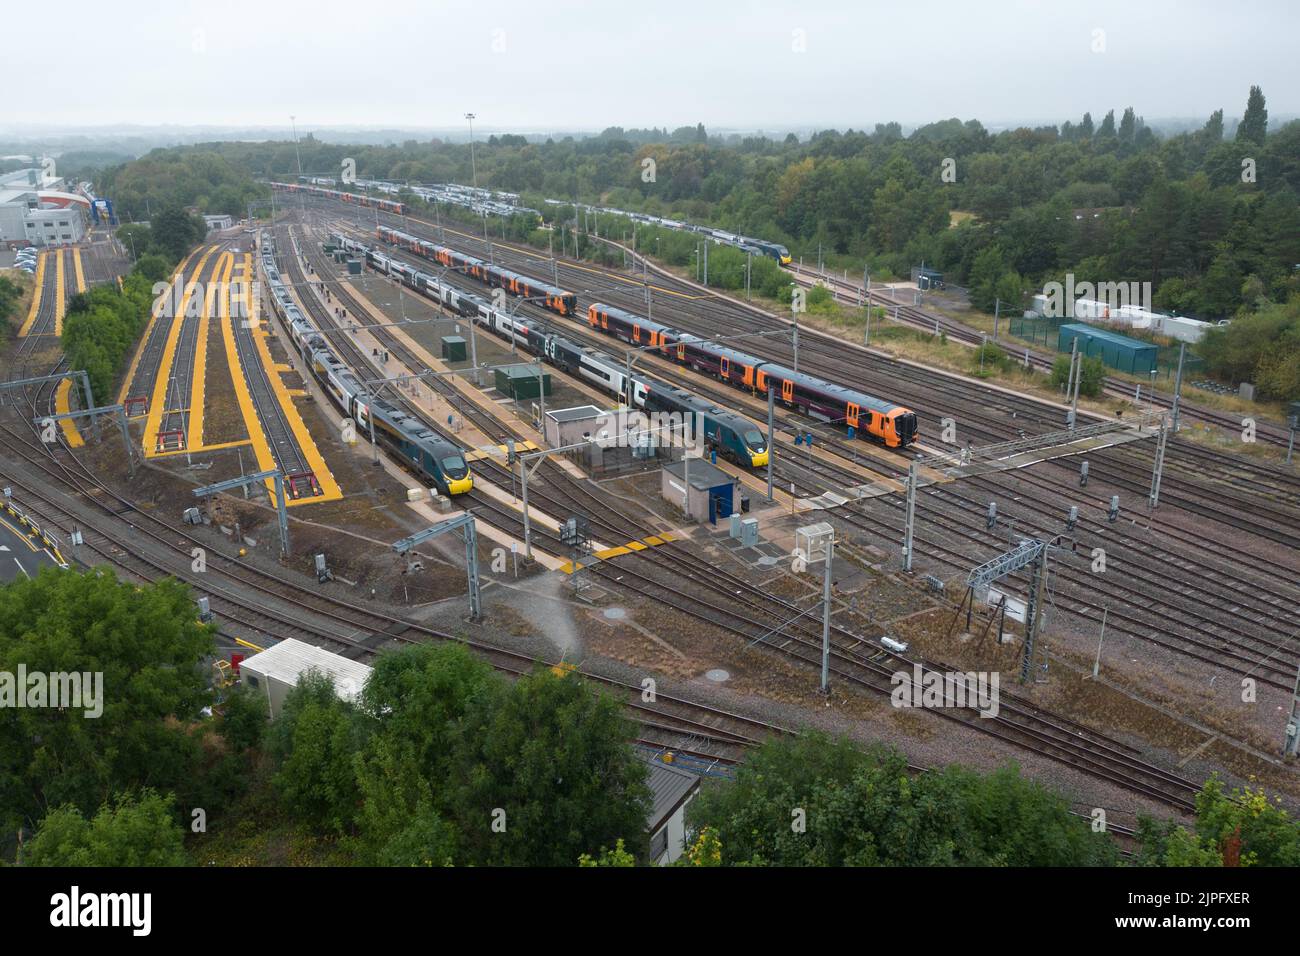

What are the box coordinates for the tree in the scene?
[578,839,636,867]
[1202,108,1225,145]
[150,206,206,262]
[448,669,650,866]
[268,671,368,834]
[1118,107,1137,144]
[349,643,497,865]
[0,568,213,839]
[23,790,188,867]
[1135,775,1299,866]
[688,732,1116,866]
[1236,85,1268,147]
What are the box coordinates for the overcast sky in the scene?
[10,0,1297,135]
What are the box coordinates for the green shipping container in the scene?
[441,336,467,362]
[495,364,552,400]
[1058,323,1157,376]
[345,258,362,276]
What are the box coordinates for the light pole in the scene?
[290,115,304,182]
[464,113,478,189]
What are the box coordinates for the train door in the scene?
[676,342,687,361]
[846,402,860,430]
[632,323,641,344]
[781,379,794,404]
[720,356,730,380]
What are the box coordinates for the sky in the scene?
[7,0,1298,136]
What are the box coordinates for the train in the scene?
[258,233,473,495]
[332,232,769,468]
[374,224,578,317]
[270,181,407,216]
[587,302,918,448]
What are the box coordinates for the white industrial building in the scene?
[642,755,702,865]
[0,188,38,247]
[237,637,371,719]
[24,206,85,245]
[0,167,87,247]
[1027,293,1227,344]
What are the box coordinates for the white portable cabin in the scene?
[238,638,372,719]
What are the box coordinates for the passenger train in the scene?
[374,224,578,316]
[259,234,472,495]
[331,232,769,468]
[588,303,918,449]
[271,181,407,215]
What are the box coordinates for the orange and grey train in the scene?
[588,302,918,449]
[374,224,578,316]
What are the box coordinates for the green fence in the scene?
[1010,317,1206,382]
[1009,316,1071,348]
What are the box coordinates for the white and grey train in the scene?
[259,234,473,495]
[331,232,770,468]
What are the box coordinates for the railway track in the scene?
[314,205,1300,732]
[280,214,1210,814]
[791,264,1298,450]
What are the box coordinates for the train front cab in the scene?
[887,409,918,448]
[742,426,769,468]
[435,449,473,495]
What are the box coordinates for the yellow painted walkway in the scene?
[142,246,218,454]
[16,252,46,336]
[465,439,540,463]
[559,531,678,574]
[188,252,234,449]
[224,254,342,507]
[53,380,85,448]
[117,248,201,407]
[52,249,66,337]
[72,247,85,296]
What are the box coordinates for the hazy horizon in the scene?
[6,0,1296,137]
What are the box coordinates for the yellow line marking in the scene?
[560,531,676,574]
[189,252,234,449]
[464,439,540,462]
[246,256,342,507]
[0,512,41,552]
[117,248,201,406]
[226,255,342,507]
[17,253,46,336]
[143,246,219,455]
[54,379,85,448]
[234,637,266,652]
[53,249,66,337]
[73,246,86,293]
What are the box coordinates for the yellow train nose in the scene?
[447,475,474,495]
[750,450,770,468]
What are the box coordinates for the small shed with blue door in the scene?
[662,457,738,525]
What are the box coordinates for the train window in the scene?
[441,456,466,474]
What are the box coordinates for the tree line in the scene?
[6,568,1296,867]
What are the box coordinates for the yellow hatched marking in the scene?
[560,532,676,574]
[464,439,540,463]
[54,379,84,447]
[246,256,341,507]
[117,248,201,406]
[17,253,46,336]
[189,252,234,449]
[53,250,66,337]
[73,246,86,292]
[142,246,218,456]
